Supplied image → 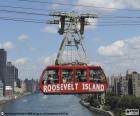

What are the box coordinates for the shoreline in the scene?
[79,100,114,116]
[0,97,14,105]
[0,92,32,105]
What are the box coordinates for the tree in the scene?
[105,96,120,110]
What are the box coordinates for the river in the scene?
[0,93,104,116]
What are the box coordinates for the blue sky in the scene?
[1,0,140,80]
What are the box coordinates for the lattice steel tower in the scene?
[47,11,97,65]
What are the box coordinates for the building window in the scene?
[76,69,87,82]
[43,69,59,84]
[89,69,106,83]
[62,69,73,82]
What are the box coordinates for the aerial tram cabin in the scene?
[39,12,108,94]
[40,65,108,94]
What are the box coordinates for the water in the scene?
[0,93,104,116]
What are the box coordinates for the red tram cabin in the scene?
[40,65,108,94]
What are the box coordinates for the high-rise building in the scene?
[111,75,128,96]
[24,78,37,93]
[5,62,17,93]
[0,49,20,97]
[111,71,140,97]
[114,77,120,96]
[5,62,19,97]
[111,75,120,96]
[0,80,4,97]
[0,49,7,96]
[119,76,128,96]
[127,71,140,97]
[16,78,21,88]
[0,49,7,83]
[14,67,18,86]
[127,72,133,95]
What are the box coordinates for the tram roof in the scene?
[46,65,101,69]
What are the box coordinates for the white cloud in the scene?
[98,36,140,57]
[18,34,29,41]
[0,41,14,49]
[42,26,58,34]
[96,36,140,75]
[75,0,140,12]
[98,40,125,56]
[14,57,29,65]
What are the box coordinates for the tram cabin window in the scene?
[43,69,59,84]
[62,69,73,82]
[89,68,106,83]
[76,69,87,82]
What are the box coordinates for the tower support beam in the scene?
[47,12,97,65]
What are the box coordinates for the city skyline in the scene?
[0,1,140,115]
[110,70,140,97]
[0,0,140,80]
[0,48,39,97]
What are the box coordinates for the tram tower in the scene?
[47,12,97,65]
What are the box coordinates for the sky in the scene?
[1,0,140,80]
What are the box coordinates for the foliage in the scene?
[87,95,100,108]
[103,105,111,111]
[105,96,120,110]
[105,94,140,115]
[83,92,140,115]
[90,98,100,108]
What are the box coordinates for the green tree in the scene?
[105,96,120,110]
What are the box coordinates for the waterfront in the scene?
[0,93,104,116]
